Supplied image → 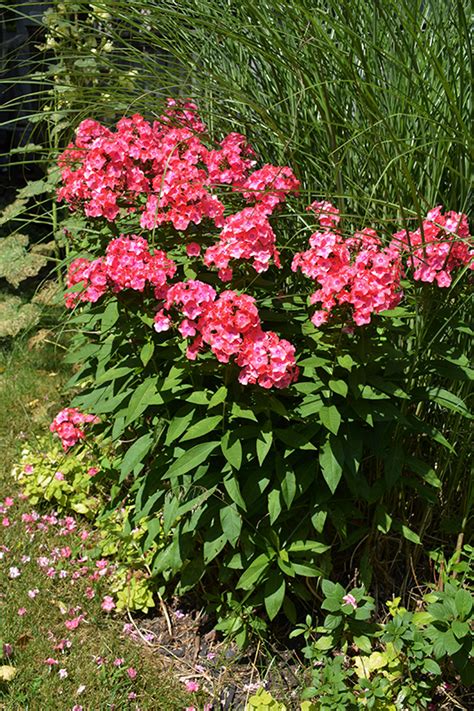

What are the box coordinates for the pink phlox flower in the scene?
[342,593,358,609]
[101,595,116,613]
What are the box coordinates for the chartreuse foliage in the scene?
[13,437,166,613]
[290,577,473,709]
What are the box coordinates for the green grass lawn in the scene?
[0,340,193,710]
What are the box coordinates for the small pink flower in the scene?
[4,497,14,507]
[184,680,200,693]
[65,614,85,631]
[101,595,115,613]
[17,607,27,616]
[44,657,59,666]
[3,643,13,656]
[2,517,10,527]
[174,609,185,619]
[72,706,83,711]
[87,467,99,477]
[55,471,65,481]
[24,464,34,473]
[127,667,137,680]
[80,530,89,541]
[28,588,40,599]
[59,668,68,679]
[113,658,124,667]
[85,587,95,600]
[8,566,20,578]
[342,593,358,609]
[186,242,201,257]
[128,692,137,700]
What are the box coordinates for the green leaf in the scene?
[256,421,273,466]
[165,441,220,479]
[221,431,243,470]
[120,433,154,481]
[165,407,196,445]
[181,415,222,442]
[140,341,155,366]
[162,494,180,534]
[319,405,341,435]
[231,403,258,421]
[203,529,227,563]
[423,658,442,676]
[268,489,282,524]
[220,504,242,546]
[208,386,227,408]
[101,300,119,331]
[223,474,247,511]
[319,436,345,494]
[264,571,286,620]
[454,589,472,618]
[288,540,330,554]
[237,553,271,590]
[125,378,162,426]
[95,366,132,385]
[400,524,421,545]
[280,466,296,509]
[328,379,348,397]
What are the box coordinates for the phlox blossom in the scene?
[391,206,473,287]
[50,408,99,451]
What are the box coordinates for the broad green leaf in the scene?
[165,407,196,445]
[125,378,162,426]
[268,489,282,524]
[162,494,180,534]
[208,386,227,408]
[120,433,154,481]
[203,530,227,563]
[181,415,222,442]
[455,589,472,618]
[140,341,155,366]
[186,390,209,404]
[256,422,273,466]
[165,441,220,479]
[223,474,247,510]
[280,466,296,508]
[264,571,286,620]
[220,504,242,546]
[221,431,242,470]
[95,366,132,385]
[319,405,341,435]
[319,436,344,493]
[400,524,421,545]
[231,403,258,421]
[328,379,348,397]
[101,300,119,331]
[237,553,271,590]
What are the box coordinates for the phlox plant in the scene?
[51,99,473,634]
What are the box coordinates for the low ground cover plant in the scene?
[47,99,472,646]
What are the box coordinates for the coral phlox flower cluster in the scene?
[292,204,403,326]
[50,408,99,451]
[58,99,298,280]
[65,235,176,308]
[154,281,299,388]
[204,165,299,280]
[391,206,473,287]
